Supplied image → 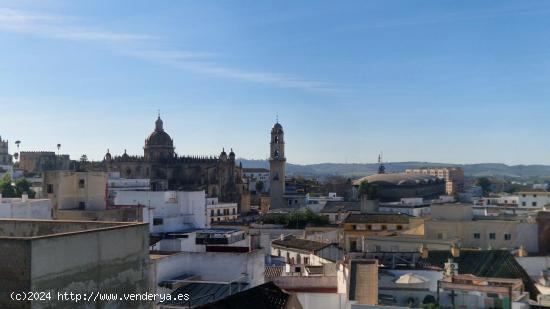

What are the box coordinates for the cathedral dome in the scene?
[146,130,173,147]
[145,116,173,147]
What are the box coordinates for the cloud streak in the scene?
[0,8,338,93]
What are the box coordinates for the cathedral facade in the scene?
[103,116,246,203]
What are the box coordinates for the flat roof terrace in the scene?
[0,219,147,239]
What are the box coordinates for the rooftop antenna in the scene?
[378,151,386,174]
[157,109,160,118]
[276,114,279,123]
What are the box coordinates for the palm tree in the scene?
[14,140,21,162]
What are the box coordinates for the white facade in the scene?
[518,191,550,208]
[243,168,270,193]
[476,195,519,206]
[114,190,207,233]
[206,197,238,223]
[0,194,52,219]
[150,249,265,293]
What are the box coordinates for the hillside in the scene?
[238,159,550,180]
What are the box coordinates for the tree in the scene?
[358,181,379,199]
[15,178,35,198]
[0,174,17,198]
[476,177,492,196]
[80,154,88,163]
[255,181,264,194]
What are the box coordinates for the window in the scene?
[351,225,357,230]
[504,234,511,240]
[78,179,85,188]
[78,202,85,210]
[350,240,358,252]
[381,225,387,230]
[522,202,526,206]
[303,257,309,265]
[217,209,221,216]
[532,202,537,207]
[396,225,403,230]
[232,208,236,215]
[47,184,53,194]
[153,218,163,225]
[277,249,281,257]
[534,194,538,198]
[367,225,372,230]
[489,233,496,240]
[437,233,444,240]
[474,233,480,239]
[522,194,526,197]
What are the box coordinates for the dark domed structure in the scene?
[144,115,175,160]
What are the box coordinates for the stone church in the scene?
[103,115,247,203]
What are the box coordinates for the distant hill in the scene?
[238,159,550,180]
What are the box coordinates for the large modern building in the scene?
[352,173,446,202]
[103,115,248,204]
[405,167,465,195]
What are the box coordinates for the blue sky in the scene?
[1,1,550,165]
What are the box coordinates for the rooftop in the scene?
[272,237,331,252]
[243,168,270,173]
[0,219,146,239]
[353,173,442,186]
[419,249,538,299]
[343,213,411,224]
[195,281,291,309]
[320,201,360,213]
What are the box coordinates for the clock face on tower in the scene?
[274,150,280,158]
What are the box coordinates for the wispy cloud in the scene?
[0,8,338,93]
[0,8,152,42]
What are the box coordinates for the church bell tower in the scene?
[269,120,286,209]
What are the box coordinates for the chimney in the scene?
[420,244,429,259]
[451,244,460,258]
[518,245,528,257]
[360,195,379,213]
[350,259,378,305]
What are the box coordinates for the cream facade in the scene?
[518,191,550,208]
[405,167,465,195]
[425,203,538,252]
[43,170,108,214]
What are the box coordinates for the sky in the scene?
[1,1,550,165]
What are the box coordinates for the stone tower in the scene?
[0,136,12,166]
[269,121,286,208]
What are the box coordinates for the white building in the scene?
[0,194,52,219]
[206,197,238,223]
[518,191,550,209]
[114,190,207,233]
[107,172,150,203]
[475,195,519,207]
[242,168,270,193]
